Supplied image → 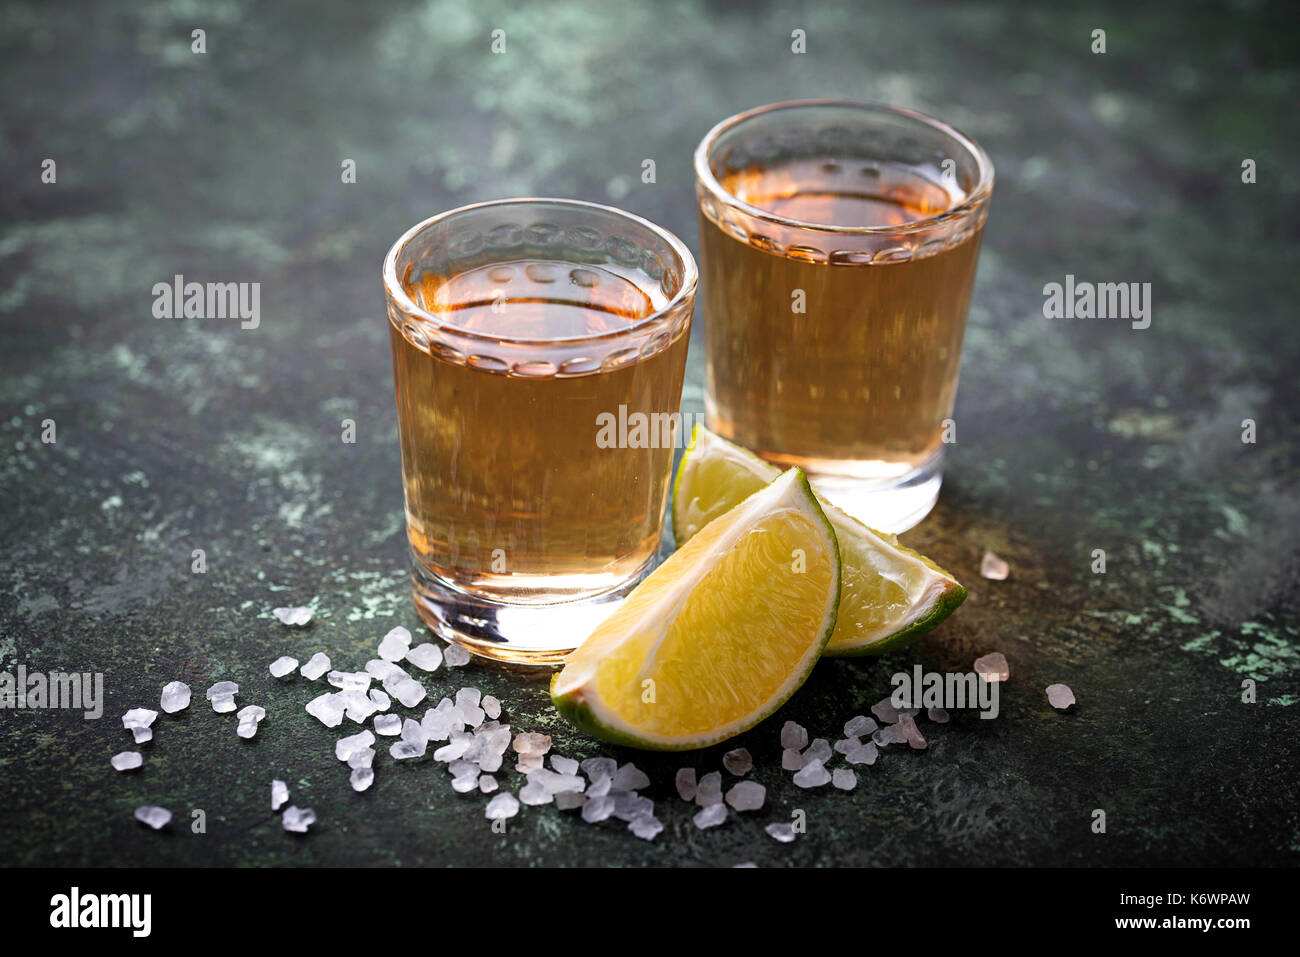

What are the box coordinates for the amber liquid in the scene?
[390,260,689,602]
[701,156,984,479]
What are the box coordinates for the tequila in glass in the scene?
[695,100,994,532]
[384,199,696,664]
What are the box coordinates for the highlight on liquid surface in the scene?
[391,258,689,602]
[408,259,662,339]
[723,156,958,229]
[701,155,984,480]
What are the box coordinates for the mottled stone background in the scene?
[1,0,1297,866]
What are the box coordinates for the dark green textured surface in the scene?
[1,0,1298,867]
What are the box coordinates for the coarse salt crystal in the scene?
[1046,683,1076,709]
[980,551,1009,580]
[272,606,313,626]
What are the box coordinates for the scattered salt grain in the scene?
[980,551,1010,580]
[693,803,727,829]
[452,772,480,794]
[401,718,429,745]
[328,670,372,692]
[722,747,753,776]
[347,748,374,770]
[433,734,470,764]
[482,695,501,719]
[272,606,313,626]
[374,714,402,736]
[336,730,375,762]
[300,653,331,681]
[281,806,316,833]
[781,748,805,771]
[383,673,427,709]
[612,792,654,822]
[1046,683,1076,709]
[726,780,766,812]
[306,692,345,728]
[513,732,552,756]
[780,720,808,751]
[765,822,796,843]
[694,771,723,807]
[581,795,615,823]
[834,737,859,755]
[443,644,471,667]
[420,701,459,741]
[342,691,377,724]
[404,642,443,671]
[871,696,899,724]
[520,780,551,806]
[793,759,831,789]
[269,656,298,679]
[391,739,427,760]
[898,713,927,750]
[974,652,1010,683]
[675,767,697,801]
[515,752,544,774]
[160,681,191,714]
[845,742,879,766]
[364,659,405,682]
[457,701,486,728]
[111,752,142,772]
[832,768,858,791]
[378,626,411,662]
[844,714,877,737]
[237,705,266,739]
[554,790,586,810]
[472,722,512,759]
[803,738,832,765]
[368,689,391,711]
[134,806,172,830]
[612,762,650,791]
[271,779,289,811]
[532,769,585,795]
[206,685,238,713]
[580,757,617,781]
[550,755,579,776]
[873,724,906,748]
[485,792,520,820]
[350,767,374,792]
[479,774,499,794]
[122,708,158,730]
[629,814,663,841]
[132,727,153,744]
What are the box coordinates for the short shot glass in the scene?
[695,100,994,532]
[383,198,697,665]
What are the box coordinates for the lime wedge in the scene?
[672,425,966,656]
[551,468,840,750]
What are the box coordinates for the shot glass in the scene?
[695,100,994,532]
[383,198,696,664]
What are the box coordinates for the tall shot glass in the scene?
[383,199,697,664]
[695,100,994,532]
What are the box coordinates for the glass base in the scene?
[409,557,652,667]
[765,449,944,534]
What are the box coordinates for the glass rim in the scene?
[694,98,995,236]
[382,196,699,347]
